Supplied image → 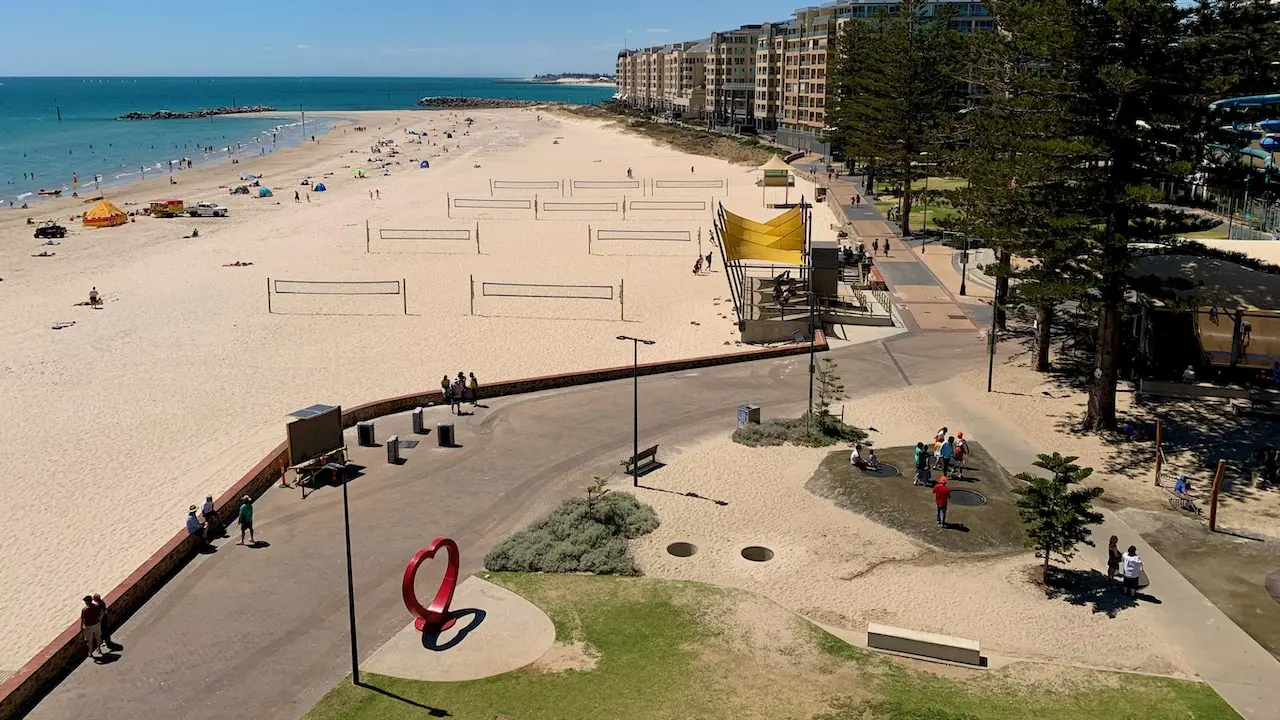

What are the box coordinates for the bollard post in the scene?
[1209,459,1225,531]
[266,277,272,314]
[366,219,370,253]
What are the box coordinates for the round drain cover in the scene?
[861,463,900,478]
[1266,570,1280,604]
[948,489,987,507]
[741,546,775,562]
[666,542,697,558]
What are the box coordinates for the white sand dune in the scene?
[0,109,843,670]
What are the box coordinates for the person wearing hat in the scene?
[933,475,951,527]
[185,505,208,543]
[236,495,255,546]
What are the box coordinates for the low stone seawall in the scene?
[0,334,825,717]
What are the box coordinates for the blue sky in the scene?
[0,0,793,77]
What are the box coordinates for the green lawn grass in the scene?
[874,200,959,230]
[874,176,968,194]
[304,574,1239,720]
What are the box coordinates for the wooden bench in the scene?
[621,445,660,476]
[866,623,982,666]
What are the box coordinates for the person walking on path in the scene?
[90,593,116,649]
[1122,546,1144,597]
[883,238,890,256]
[236,495,255,546]
[872,238,880,255]
[913,442,930,486]
[933,476,951,526]
[80,595,105,659]
[1107,535,1122,583]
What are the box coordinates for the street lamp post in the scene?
[616,335,656,487]
[959,238,970,296]
[340,469,360,685]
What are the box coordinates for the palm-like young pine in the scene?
[1014,453,1104,580]
[814,358,845,430]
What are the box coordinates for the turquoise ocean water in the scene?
[0,77,613,205]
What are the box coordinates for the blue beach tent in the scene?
[313,183,326,192]
[419,161,430,169]
[257,187,273,197]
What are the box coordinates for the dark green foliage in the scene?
[732,417,868,448]
[827,0,967,236]
[1014,453,1104,578]
[483,493,659,576]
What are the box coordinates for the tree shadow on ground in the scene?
[1040,567,1162,618]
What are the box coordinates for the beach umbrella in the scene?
[352,168,366,177]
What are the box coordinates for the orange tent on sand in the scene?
[83,199,128,228]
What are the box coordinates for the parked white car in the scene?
[187,202,229,217]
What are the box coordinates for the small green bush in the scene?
[483,493,659,576]
[732,416,868,448]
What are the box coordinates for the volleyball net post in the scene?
[446,192,451,219]
[1209,459,1226,531]
[620,278,625,321]
[470,274,475,316]
[403,278,408,315]
[267,277,272,313]
[366,220,371,254]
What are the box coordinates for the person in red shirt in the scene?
[933,476,951,527]
[80,595,104,659]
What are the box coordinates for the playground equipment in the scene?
[1194,307,1280,370]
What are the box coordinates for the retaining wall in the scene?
[0,333,826,718]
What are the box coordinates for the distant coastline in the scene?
[497,73,615,88]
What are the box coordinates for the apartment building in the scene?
[705,24,764,130]
[615,0,993,150]
[614,39,710,119]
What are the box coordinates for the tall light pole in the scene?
[617,335,656,487]
[340,468,360,685]
[959,237,970,296]
[987,256,999,392]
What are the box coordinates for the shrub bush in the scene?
[483,492,659,576]
[732,416,868,448]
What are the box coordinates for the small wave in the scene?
[17,192,32,199]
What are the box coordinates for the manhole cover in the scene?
[741,546,774,562]
[667,542,698,558]
[948,489,987,507]
[399,440,420,449]
[1266,570,1280,604]
[860,463,900,478]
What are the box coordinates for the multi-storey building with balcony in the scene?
[754,21,790,133]
[615,39,710,119]
[706,24,763,130]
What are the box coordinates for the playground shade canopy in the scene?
[83,199,128,228]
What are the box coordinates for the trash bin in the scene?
[738,404,761,428]
[437,423,455,447]
[411,407,425,434]
[357,421,376,447]
[386,435,400,463]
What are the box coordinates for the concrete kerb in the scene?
[0,333,827,718]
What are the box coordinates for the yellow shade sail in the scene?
[720,205,806,264]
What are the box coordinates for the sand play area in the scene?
[0,108,845,670]
[630,389,1190,676]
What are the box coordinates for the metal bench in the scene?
[621,444,660,476]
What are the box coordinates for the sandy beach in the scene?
[0,107,843,670]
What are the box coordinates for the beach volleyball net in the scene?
[470,276,625,320]
[368,223,480,254]
[589,226,699,256]
[491,179,562,195]
[653,178,727,194]
[447,194,537,218]
[541,200,622,215]
[627,199,709,214]
[571,179,640,195]
[268,278,408,315]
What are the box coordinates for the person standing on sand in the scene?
[1106,535,1122,583]
[80,595,104,659]
[468,372,479,405]
[236,495,255,546]
[375,189,380,200]
[626,168,633,179]
[1122,546,1144,597]
[294,190,300,203]
[933,476,951,526]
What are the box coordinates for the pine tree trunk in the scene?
[1084,303,1121,431]
[1042,547,1051,581]
[1035,304,1053,372]
[993,249,1011,330]
[900,159,913,237]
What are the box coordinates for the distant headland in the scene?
[496,73,615,86]
[118,105,276,120]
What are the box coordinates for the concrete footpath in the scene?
[929,375,1280,720]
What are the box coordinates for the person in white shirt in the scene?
[850,444,867,470]
[201,495,220,537]
[1122,546,1144,597]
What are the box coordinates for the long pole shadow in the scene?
[355,681,451,716]
[638,482,729,506]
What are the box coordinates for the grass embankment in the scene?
[304,574,1240,720]
[552,104,789,166]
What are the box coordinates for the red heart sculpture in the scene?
[402,537,460,632]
